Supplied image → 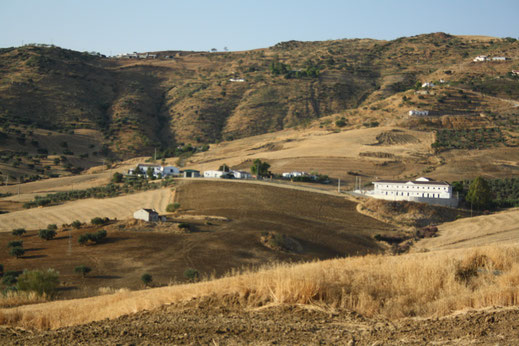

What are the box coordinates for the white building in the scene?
[133,208,159,222]
[473,55,488,62]
[232,170,252,179]
[365,177,458,207]
[421,82,435,88]
[409,110,429,116]
[282,171,306,178]
[229,78,245,82]
[492,56,508,61]
[203,170,226,178]
[128,164,180,178]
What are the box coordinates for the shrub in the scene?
[47,224,58,231]
[111,172,123,183]
[91,217,109,226]
[184,268,199,282]
[166,202,181,212]
[71,220,82,229]
[2,271,19,285]
[10,246,25,258]
[74,265,92,278]
[0,264,3,276]
[178,222,190,230]
[38,229,56,240]
[141,273,152,287]
[78,234,90,245]
[7,240,23,248]
[16,269,59,296]
[11,228,26,237]
[94,230,107,243]
[335,118,347,127]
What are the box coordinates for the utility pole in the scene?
[154,148,157,162]
[337,178,341,193]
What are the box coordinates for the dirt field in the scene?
[0,188,173,232]
[0,181,389,296]
[3,303,518,345]
[414,208,519,251]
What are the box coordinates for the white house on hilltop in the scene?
[133,208,159,222]
[364,177,458,207]
[409,110,429,116]
[473,55,488,62]
[128,164,180,178]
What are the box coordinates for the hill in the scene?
[0,33,518,182]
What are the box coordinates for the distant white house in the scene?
[232,170,252,179]
[282,171,306,179]
[473,55,488,62]
[421,82,435,88]
[203,170,226,178]
[133,208,159,222]
[492,56,508,61]
[362,177,458,207]
[128,164,180,178]
[409,110,429,116]
[229,78,245,82]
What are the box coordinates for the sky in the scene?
[1,0,518,55]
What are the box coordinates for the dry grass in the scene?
[0,291,47,308]
[1,245,519,330]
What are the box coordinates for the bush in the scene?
[2,271,19,285]
[16,269,59,296]
[91,217,109,226]
[10,246,25,258]
[78,230,108,245]
[178,222,190,230]
[183,268,199,282]
[78,234,90,245]
[71,220,82,229]
[74,265,92,278]
[0,264,3,276]
[7,240,23,248]
[166,202,181,212]
[11,228,26,237]
[47,224,58,231]
[141,273,152,286]
[112,172,123,183]
[38,229,57,240]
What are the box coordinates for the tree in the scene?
[16,269,59,296]
[2,271,19,285]
[10,246,25,258]
[47,224,58,231]
[166,202,180,212]
[7,240,23,248]
[38,229,56,240]
[184,268,199,282]
[218,163,230,172]
[147,167,155,180]
[11,228,26,237]
[112,172,123,183]
[71,220,82,229]
[78,234,90,245]
[466,176,493,210]
[74,265,92,278]
[141,273,152,287]
[250,159,271,178]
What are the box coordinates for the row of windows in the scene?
[377,184,447,190]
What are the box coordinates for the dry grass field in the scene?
[1,244,518,333]
[414,208,519,251]
[0,188,172,231]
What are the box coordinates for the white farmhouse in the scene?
[492,56,508,61]
[409,110,429,116]
[366,177,458,207]
[421,82,435,88]
[473,55,488,62]
[232,170,252,179]
[128,164,180,178]
[133,208,159,222]
[203,170,225,178]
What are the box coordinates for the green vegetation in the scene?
[141,273,152,287]
[38,229,57,241]
[183,268,199,282]
[71,220,82,229]
[16,269,59,296]
[11,228,26,237]
[9,246,25,258]
[91,217,109,226]
[453,177,519,209]
[250,159,271,177]
[111,172,123,183]
[466,177,492,210]
[74,265,92,278]
[432,128,505,152]
[7,240,23,248]
[166,202,180,212]
[78,230,108,245]
[2,271,20,286]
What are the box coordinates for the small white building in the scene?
[203,170,226,178]
[232,170,252,179]
[409,110,429,116]
[128,164,180,178]
[133,208,159,222]
[229,78,245,82]
[473,55,488,62]
[364,177,458,207]
[421,82,435,88]
[282,171,306,178]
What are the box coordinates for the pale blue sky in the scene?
[1,0,517,55]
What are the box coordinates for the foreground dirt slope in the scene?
[2,304,518,345]
[0,188,172,231]
[414,208,519,251]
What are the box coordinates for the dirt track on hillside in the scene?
[2,303,518,345]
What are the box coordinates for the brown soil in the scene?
[2,302,518,345]
[0,181,389,296]
[373,130,421,145]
